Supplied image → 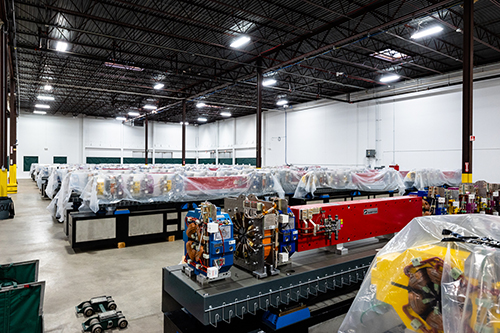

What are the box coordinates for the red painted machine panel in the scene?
[290,196,422,252]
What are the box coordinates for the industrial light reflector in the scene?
[411,26,443,39]
[56,41,68,52]
[128,111,140,116]
[180,121,189,125]
[35,104,50,109]
[37,95,54,101]
[143,105,157,110]
[380,75,400,83]
[220,112,231,117]
[196,102,206,108]
[33,110,46,115]
[197,117,207,122]
[230,36,251,48]
[116,116,126,121]
[154,83,164,90]
[276,100,288,106]
[44,85,53,91]
[262,79,277,86]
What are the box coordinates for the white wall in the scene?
[17,115,198,178]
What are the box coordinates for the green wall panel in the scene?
[235,158,256,166]
[23,156,38,172]
[53,156,67,164]
[86,157,121,164]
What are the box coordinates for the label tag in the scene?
[438,197,445,204]
[229,240,236,245]
[494,192,499,197]
[363,208,378,215]
[481,198,487,203]
[453,201,459,207]
[469,194,475,200]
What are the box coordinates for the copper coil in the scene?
[186,223,198,239]
[426,310,443,330]
[195,245,204,262]
[186,240,196,261]
[409,269,431,291]
[426,266,443,285]
[409,291,431,316]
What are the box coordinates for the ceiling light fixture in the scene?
[37,95,54,101]
[380,74,400,83]
[128,111,140,116]
[180,121,189,125]
[33,110,46,115]
[276,100,288,106]
[56,41,68,52]
[154,83,164,90]
[44,85,53,91]
[116,116,126,121]
[411,26,443,39]
[197,117,207,122]
[196,102,206,108]
[230,36,251,48]
[262,79,277,86]
[35,104,50,109]
[220,112,232,117]
[143,105,157,110]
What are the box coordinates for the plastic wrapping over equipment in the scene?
[79,169,285,213]
[293,167,405,198]
[339,214,500,333]
[404,169,462,190]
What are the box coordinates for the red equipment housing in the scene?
[290,196,422,252]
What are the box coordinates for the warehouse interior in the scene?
[2,0,500,333]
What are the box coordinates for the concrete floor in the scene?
[1,179,184,333]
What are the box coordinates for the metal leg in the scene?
[336,243,348,255]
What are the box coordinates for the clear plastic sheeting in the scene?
[339,214,500,333]
[403,169,462,190]
[293,167,405,198]
[79,169,285,213]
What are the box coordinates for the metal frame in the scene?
[7,0,500,123]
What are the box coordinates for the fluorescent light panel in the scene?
[143,105,157,110]
[154,83,164,90]
[276,100,288,106]
[411,26,443,39]
[37,95,54,101]
[197,117,207,122]
[116,116,126,121]
[128,111,140,116]
[380,74,400,83]
[230,36,251,48]
[220,112,231,117]
[180,122,189,125]
[262,79,277,86]
[103,62,144,71]
[56,41,68,52]
[35,104,50,109]
[44,85,53,91]
[33,110,46,115]
[196,102,206,108]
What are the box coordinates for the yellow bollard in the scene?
[7,164,17,193]
[0,168,7,197]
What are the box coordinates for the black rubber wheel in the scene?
[92,325,103,333]
[118,319,128,329]
[107,302,117,310]
[84,307,94,317]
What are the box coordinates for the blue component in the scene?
[278,216,297,258]
[183,205,234,277]
[114,209,130,215]
[262,307,310,330]
[181,203,188,210]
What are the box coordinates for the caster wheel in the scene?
[107,302,117,310]
[84,307,94,317]
[92,325,103,333]
[118,318,128,329]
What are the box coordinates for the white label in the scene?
[438,197,445,204]
[229,240,236,245]
[453,201,459,207]
[481,198,487,203]
[293,230,298,235]
[469,194,475,200]
[207,267,218,278]
[494,192,499,197]
[207,222,218,234]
